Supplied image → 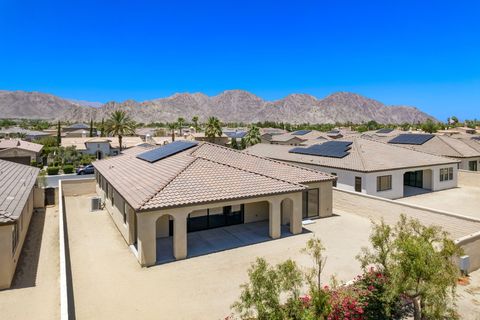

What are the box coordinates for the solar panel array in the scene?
[376,128,394,134]
[289,141,353,158]
[388,134,434,145]
[136,140,198,163]
[291,130,311,136]
[224,131,247,139]
[471,136,480,141]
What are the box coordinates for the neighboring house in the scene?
[64,129,90,138]
[0,139,43,165]
[267,130,346,146]
[61,136,144,159]
[245,137,460,199]
[0,127,51,141]
[364,132,480,171]
[63,123,91,133]
[93,141,335,266]
[190,132,230,146]
[0,159,41,289]
[135,128,157,142]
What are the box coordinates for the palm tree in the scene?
[204,116,222,143]
[104,110,136,153]
[168,122,177,141]
[231,137,238,149]
[245,124,261,147]
[177,117,185,136]
[192,116,200,132]
[56,121,62,147]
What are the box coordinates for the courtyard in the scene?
[65,194,372,320]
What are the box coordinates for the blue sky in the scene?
[0,0,479,121]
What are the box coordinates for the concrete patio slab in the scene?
[65,194,371,320]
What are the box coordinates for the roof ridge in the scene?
[359,136,459,161]
[138,156,199,209]
[353,139,368,171]
[198,141,332,177]
[437,135,479,157]
[195,155,307,188]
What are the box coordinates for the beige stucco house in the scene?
[61,136,144,159]
[246,137,460,199]
[0,159,41,289]
[0,139,43,165]
[93,141,335,267]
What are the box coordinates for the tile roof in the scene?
[93,142,334,211]
[245,138,459,172]
[0,139,43,153]
[0,159,39,224]
[61,136,144,150]
[365,133,480,159]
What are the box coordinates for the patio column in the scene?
[290,192,303,234]
[269,199,281,239]
[173,213,188,260]
[318,181,333,218]
[137,213,156,267]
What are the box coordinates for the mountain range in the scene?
[0,89,435,124]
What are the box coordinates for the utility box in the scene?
[459,255,470,275]
[90,196,102,212]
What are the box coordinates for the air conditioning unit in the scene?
[459,255,470,275]
[90,196,102,212]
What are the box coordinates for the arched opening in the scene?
[96,150,103,160]
[155,214,174,263]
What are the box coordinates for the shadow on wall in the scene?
[10,209,46,289]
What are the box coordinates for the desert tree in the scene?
[357,215,463,320]
[245,124,261,147]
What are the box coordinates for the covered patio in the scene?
[156,221,299,264]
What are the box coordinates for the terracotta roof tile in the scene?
[93,142,333,211]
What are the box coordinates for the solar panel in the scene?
[136,141,198,163]
[289,141,352,158]
[388,134,434,145]
[471,136,480,141]
[291,130,311,136]
[376,128,394,134]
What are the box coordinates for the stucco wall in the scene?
[289,160,458,200]
[62,178,96,196]
[0,191,35,289]
[85,142,111,157]
[456,233,480,273]
[33,187,44,208]
[459,157,480,171]
[459,170,480,187]
[0,148,38,161]
[244,201,269,223]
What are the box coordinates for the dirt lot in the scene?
[65,195,372,320]
[457,269,480,320]
[0,207,60,320]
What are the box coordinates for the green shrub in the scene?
[47,166,60,175]
[62,164,74,174]
[31,160,37,167]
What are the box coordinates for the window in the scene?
[302,188,319,218]
[355,177,362,192]
[123,202,128,224]
[12,223,19,255]
[331,173,337,187]
[377,175,392,192]
[469,161,478,171]
[440,167,454,181]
